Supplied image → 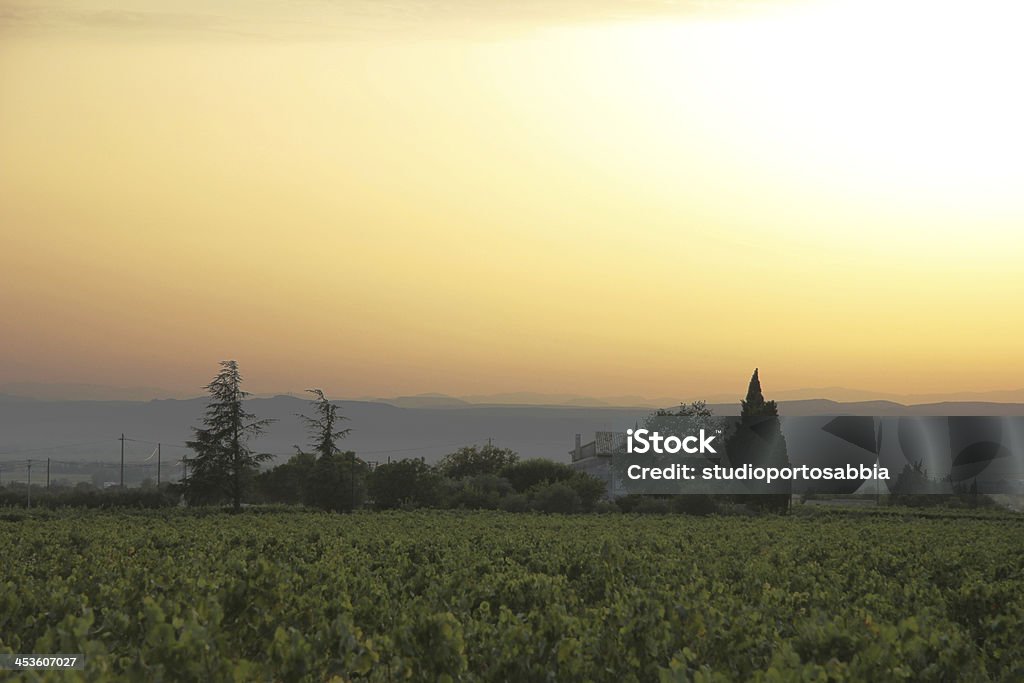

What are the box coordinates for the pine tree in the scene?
[298,389,351,460]
[297,389,366,512]
[185,360,274,511]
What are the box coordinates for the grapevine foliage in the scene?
[1,510,1022,682]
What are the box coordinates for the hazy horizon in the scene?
[7,379,1024,408]
[3,0,1023,400]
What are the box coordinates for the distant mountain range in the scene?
[0,395,649,468]
[712,386,1024,405]
[8,382,1024,407]
[2,393,1023,473]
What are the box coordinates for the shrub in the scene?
[368,459,442,510]
[501,459,575,493]
[530,482,581,514]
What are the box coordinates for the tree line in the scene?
[181,360,609,513]
[184,362,798,515]
[0,362,807,514]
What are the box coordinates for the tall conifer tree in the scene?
[185,360,274,511]
[725,368,790,512]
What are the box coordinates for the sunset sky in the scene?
[2,0,1023,401]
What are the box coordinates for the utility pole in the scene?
[26,460,32,508]
[119,433,125,488]
[157,443,161,486]
[46,458,50,489]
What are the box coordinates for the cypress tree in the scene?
[725,368,791,512]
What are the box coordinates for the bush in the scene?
[436,444,518,479]
[564,473,607,511]
[369,459,443,510]
[256,453,317,504]
[0,485,179,509]
[498,493,530,513]
[442,474,513,510]
[530,482,580,514]
[305,452,369,512]
[501,459,575,493]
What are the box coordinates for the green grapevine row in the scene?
[1,510,1022,681]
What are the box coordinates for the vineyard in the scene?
[1,509,1022,682]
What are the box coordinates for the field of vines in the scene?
[2,509,1022,682]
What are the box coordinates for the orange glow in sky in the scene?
[2,0,1023,400]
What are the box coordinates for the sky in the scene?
[2,0,1023,402]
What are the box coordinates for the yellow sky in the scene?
[1,0,1023,400]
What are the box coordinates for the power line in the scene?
[0,434,188,466]
[123,437,189,448]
